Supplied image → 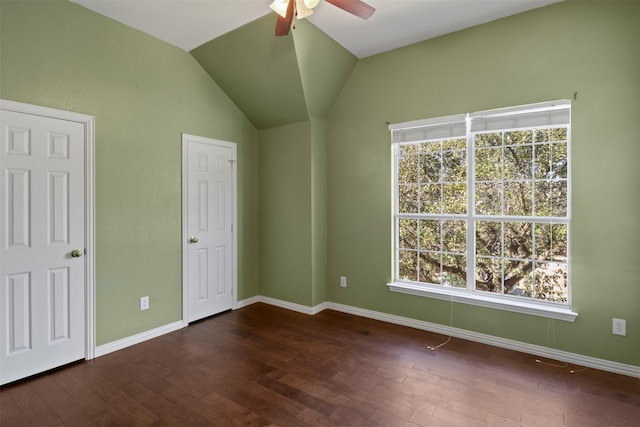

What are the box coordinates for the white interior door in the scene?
[183,134,236,323]
[0,109,87,385]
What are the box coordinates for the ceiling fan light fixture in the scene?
[269,0,289,18]
[295,0,314,19]
[272,0,375,36]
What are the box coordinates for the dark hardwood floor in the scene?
[1,303,638,426]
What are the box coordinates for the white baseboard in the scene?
[258,296,329,315]
[235,295,261,309]
[240,295,329,315]
[95,320,185,358]
[237,296,640,378]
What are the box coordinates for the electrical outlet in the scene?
[340,276,347,288]
[140,296,149,311]
[612,318,626,336]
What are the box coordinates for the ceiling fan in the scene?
[270,0,375,36]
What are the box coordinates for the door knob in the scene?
[71,249,83,258]
[189,237,199,243]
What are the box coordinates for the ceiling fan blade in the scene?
[275,0,295,36]
[325,0,375,19]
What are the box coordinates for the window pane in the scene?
[398,250,418,281]
[503,222,533,259]
[398,155,418,183]
[442,255,466,288]
[419,252,441,284]
[443,138,466,150]
[535,180,568,218]
[476,221,501,257]
[534,143,552,180]
[398,219,418,249]
[420,141,442,153]
[475,147,501,181]
[504,259,533,297]
[475,132,502,147]
[534,129,553,143]
[475,182,502,215]
[534,262,568,302]
[476,257,502,293]
[443,183,467,214]
[399,144,419,156]
[420,184,441,213]
[420,153,441,182]
[551,224,568,259]
[535,223,568,262]
[442,150,466,182]
[552,143,568,179]
[534,181,551,216]
[536,224,567,262]
[399,184,419,213]
[504,182,532,216]
[504,130,533,145]
[535,127,568,143]
[552,181,568,217]
[551,128,567,141]
[534,223,551,261]
[419,220,440,251]
[442,220,466,253]
[535,142,567,180]
[504,145,532,180]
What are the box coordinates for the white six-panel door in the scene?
[0,109,87,385]
[183,134,236,323]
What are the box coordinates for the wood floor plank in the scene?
[119,379,212,425]
[1,303,638,426]
[29,374,95,425]
[0,380,64,426]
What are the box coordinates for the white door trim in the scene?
[0,99,96,360]
[181,133,237,325]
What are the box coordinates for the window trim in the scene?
[389,100,576,321]
[387,281,578,321]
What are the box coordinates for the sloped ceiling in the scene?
[70,0,564,130]
[191,16,358,130]
[70,1,563,58]
[191,15,307,130]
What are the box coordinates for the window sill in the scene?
[387,282,578,322]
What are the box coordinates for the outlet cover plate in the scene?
[140,296,149,311]
[612,318,626,336]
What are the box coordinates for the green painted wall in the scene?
[311,117,328,306]
[292,19,358,118]
[0,0,260,345]
[326,1,640,365]
[191,15,308,130]
[258,117,327,307]
[259,121,313,305]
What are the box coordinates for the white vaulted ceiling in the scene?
[70,0,562,58]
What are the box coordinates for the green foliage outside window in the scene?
[396,127,569,303]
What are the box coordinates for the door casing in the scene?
[181,133,237,324]
[0,99,96,364]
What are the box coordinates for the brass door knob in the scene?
[189,237,199,243]
[71,249,83,258]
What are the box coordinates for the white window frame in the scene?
[388,100,577,321]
